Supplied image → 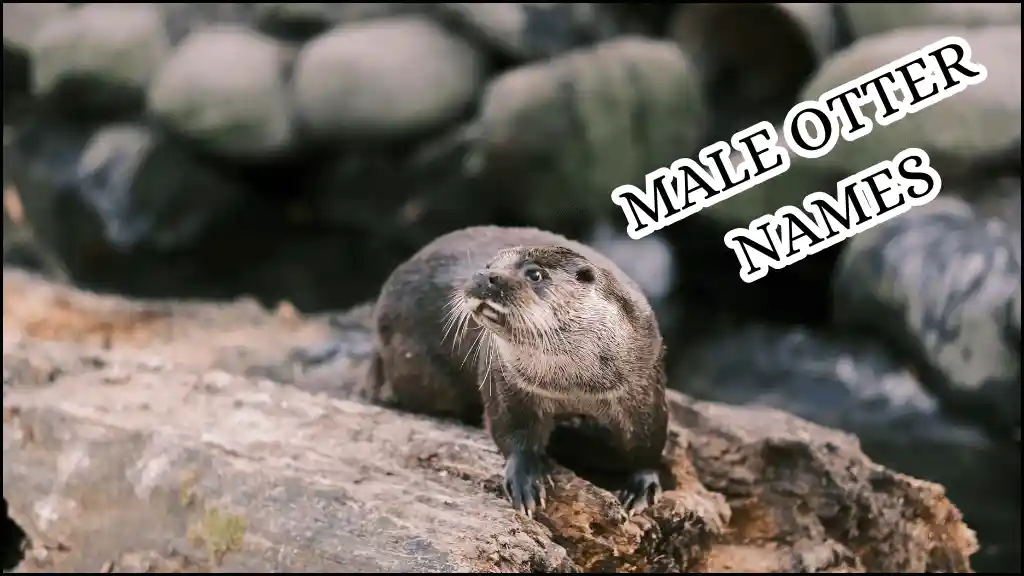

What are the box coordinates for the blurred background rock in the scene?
[2,2,1020,571]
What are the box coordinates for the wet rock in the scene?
[433,3,620,62]
[2,3,69,99]
[2,269,979,572]
[469,37,703,230]
[28,4,171,119]
[967,176,1022,241]
[293,16,486,142]
[669,3,841,141]
[254,3,415,42]
[832,196,1021,442]
[843,4,1022,39]
[148,27,295,159]
[674,323,984,446]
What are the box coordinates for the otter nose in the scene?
[472,270,501,290]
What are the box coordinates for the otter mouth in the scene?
[466,297,508,326]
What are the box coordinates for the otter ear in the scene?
[575,266,596,284]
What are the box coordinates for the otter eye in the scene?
[523,266,544,283]
[575,266,595,284]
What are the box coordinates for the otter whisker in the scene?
[461,326,486,370]
[456,304,474,350]
[441,293,464,349]
[479,335,497,396]
[469,326,489,368]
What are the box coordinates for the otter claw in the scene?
[619,469,662,515]
[503,453,552,517]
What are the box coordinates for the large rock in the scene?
[668,3,841,141]
[469,37,703,230]
[832,196,1021,442]
[1,3,69,100]
[716,26,1021,226]
[2,269,979,572]
[148,27,295,159]
[3,120,282,304]
[9,122,248,258]
[293,16,486,141]
[28,4,171,118]
[804,26,1020,179]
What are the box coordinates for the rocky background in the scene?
[2,2,1020,572]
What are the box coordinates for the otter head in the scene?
[455,245,637,368]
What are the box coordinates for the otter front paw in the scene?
[503,452,554,517]
[618,469,662,515]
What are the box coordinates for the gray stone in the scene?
[717,26,1022,224]
[2,3,68,49]
[2,3,69,97]
[803,26,1021,179]
[469,37,703,228]
[293,16,485,141]
[843,4,1022,39]
[148,27,295,159]
[832,196,1021,441]
[29,4,170,116]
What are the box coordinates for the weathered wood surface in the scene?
[2,269,978,572]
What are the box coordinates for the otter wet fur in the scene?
[369,226,668,517]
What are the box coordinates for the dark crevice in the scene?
[1,497,27,571]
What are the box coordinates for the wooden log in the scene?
[2,269,978,572]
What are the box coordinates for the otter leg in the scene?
[618,469,663,515]
[610,396,669,515]
[485,386,555,516]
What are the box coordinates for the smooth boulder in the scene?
[29,3,170,117]
[2,3,69,98]
[148,27,295,159]
[469,37,704,228]
[293,16,485,141]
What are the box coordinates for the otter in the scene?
[368,226,668,516]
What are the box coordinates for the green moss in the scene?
[188,505,247,566]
